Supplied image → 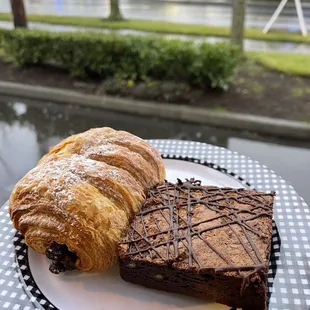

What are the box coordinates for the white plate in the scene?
[27,159,245,310]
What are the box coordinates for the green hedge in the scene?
[0,29,239,90]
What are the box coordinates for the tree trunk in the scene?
[108,0,124,21]
[10,0,28,28]
[230,0,246,52]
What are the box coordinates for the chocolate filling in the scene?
[46,242,77,274]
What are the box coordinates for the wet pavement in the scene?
[1,20,309,54]
[1,0,310,31]
[1,95,310,207]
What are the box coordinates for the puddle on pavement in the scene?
[1,95,310,205]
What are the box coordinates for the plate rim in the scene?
[162,155,253,189]
[12,155,261,310]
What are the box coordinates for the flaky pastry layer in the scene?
[9,127,165,272]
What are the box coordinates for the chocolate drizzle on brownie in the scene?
[46,242,77,274]
[120,178,275,294]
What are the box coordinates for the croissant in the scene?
[9,127,165,273]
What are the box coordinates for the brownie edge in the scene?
[119,179,275,310]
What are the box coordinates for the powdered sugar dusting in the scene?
[20,154,143,208]
[20,158,82,207]
[15,128,162,210]
[85,144,121,156]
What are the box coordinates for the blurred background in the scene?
[1,0,310,29]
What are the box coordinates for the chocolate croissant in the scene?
[9,128,165,273]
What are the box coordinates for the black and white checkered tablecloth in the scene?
[0,140,309,310]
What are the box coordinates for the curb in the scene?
[0,81,310,140]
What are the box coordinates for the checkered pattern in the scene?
[0,206,42,310]
[150,140,310,310]
[13,232,55,310]
[0,140,309,310]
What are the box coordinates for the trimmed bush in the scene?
[0,29,7,46]
[0,28,240,90]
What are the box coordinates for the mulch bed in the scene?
[1,60,310,122]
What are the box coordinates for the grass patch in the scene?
[250,82,264,94]
[213,106,228,112]
[291,88,304,97]
[247,52,310,76]
[0,12,310,44]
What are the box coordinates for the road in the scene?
[1,0,310,30]
[1,95,310,207]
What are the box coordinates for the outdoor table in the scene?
[0,140,309,310]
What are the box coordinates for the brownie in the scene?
[118,179,275,310]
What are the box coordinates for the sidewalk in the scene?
[1,20,310,54]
